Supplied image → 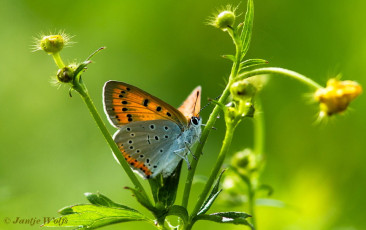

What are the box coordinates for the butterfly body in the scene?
[103,81,201,178]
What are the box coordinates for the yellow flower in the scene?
[314,78,362,117]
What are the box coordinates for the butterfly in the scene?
[103,81,202,179]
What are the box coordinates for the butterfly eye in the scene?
[191,117,199,126]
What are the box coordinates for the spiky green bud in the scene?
[56,65,76,83]
[40,35,65,54]
[215,11,236,30]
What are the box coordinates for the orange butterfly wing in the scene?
[103,81,188,129]
[178,86,201,120]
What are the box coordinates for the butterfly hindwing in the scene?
[103,81,188,129]
[113,120,183,178]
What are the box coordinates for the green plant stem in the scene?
[51,52,65,69]
[181,86,231,208]
[181,27,242,210]
[247,179,256,230]
[253,99,264,156]
[237,67,323,90]
[73,81,152,207]
[249,99,264,230]
[190,123,235,220]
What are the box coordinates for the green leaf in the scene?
[148,161,182,208]
[197,169,225,215]
[84,192,137,211]
[239,59,268,71]
[125,187,156,212]
[194,212,252,228]
[43,204,151,229]
[221,55,236,62]
[197,189,222,216]
[240,0,254,60]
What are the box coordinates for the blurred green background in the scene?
[0,0,365,229]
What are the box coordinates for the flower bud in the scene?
[314,78,362,116]
[40,35,65,54]
[231,149,259,176]
[230,79,257,101]
[57,66,75,83]
[215,10,236,31]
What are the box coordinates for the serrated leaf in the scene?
[239,59,268,71]
[43,204,151,229]
[222,55,236,62]
[84,192,137,211]
[240,0,254,60]
[197,170,225,215]
[194,212,252,228]
[58,207,75,215]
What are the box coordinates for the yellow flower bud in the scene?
[33,32,72,54]
[314,78,362,116]
[40,35,64,54]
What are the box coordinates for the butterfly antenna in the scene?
[197,94,222,116]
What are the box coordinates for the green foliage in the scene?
[193,212,252,227]
[197,170,225,216]
[148,161,182,209]
[239,59,268,72]
[84,192,137,211]
[240,0,254,59]
[43,193,151,229]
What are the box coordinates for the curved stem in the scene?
[190,123,235,218]
[51,52,65,69]
[73,82,152,207]
[237,67,323,90]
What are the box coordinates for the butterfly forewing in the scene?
[103,81,188,129]
[178,86,201,119]
[113,120,182,178]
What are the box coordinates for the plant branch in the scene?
[72,80,152,208]
[253,99,264,156]
[189,122,235,221]
[237,67,323,90]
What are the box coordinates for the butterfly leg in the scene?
[201,124,217,130]
[174,148,191,170]
[184,142,198,160]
